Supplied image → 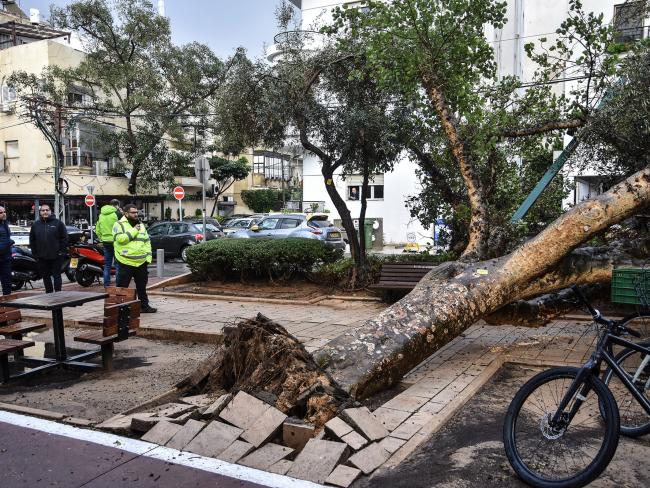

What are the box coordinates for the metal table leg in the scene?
[51,308,67,361]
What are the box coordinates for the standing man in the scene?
[0,206,14,295]
[29,204,68,293]
[96,199,121,287]
[113,204,157,313]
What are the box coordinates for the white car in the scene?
[8,225,30,247]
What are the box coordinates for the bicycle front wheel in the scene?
[503,367,620,488]
[603,342,650,437]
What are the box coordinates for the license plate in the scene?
[70,258,78,269]
[329,232,341,239]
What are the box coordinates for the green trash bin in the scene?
[363,219,374,248]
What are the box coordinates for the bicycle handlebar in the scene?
[570,285,599,318]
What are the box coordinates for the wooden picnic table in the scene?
[2,291,108,378]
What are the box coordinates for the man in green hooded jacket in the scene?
[96,199,121,287]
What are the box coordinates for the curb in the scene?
[148,290,329,305]
[0,402,95,427]
[146,271,196,291]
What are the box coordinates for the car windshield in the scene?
[204,223,220,232]
[308,216,333,228]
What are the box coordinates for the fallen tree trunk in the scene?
[315,167,650,399]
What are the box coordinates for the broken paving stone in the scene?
[282,420,315,452]
[241,406,287,447]
[202,393,233,419]
[141,420,184,445]
[97,414,137,434]
[216,440,254,464]
[219,391,269,430]
[131,414,167,432]
[325,465,362,488]
[348,442,391,475]
[371,407,411,432]
[325,416,354,439]
[238,443,294,471]
[378,436,406,454]
[390,412,434,441]
[342,407,388,441]
[268,459,293,475]
[184,421,243,458]
[341,430,368,451]
[166,419,205,451]
[287,439,348,484]
[180,394,213,407]
[148,402,196,419]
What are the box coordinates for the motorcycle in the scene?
[69,241,115,287]
[10,246,74,291]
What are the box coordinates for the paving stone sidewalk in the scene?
[20,294,386,351]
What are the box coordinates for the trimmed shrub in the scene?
[186,237,343,281]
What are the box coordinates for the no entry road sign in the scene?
[173,186,185,200]
[84,194,95,207]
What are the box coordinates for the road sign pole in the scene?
[178,199,182,222]
[201,166,207,238]
[89,205,94,244]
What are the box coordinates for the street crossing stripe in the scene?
[0,410,325,488]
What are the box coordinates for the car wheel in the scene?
[180,245,190,262]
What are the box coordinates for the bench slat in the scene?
[0,338,35,354]
[74,329,137,345]
[0,321,46,336]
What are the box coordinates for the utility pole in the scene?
[53,105,65,223]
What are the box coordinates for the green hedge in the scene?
[186,238,343,281]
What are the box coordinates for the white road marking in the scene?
[0,410,324,488]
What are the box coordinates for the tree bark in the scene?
[315,167,650,399]
[421,77,488,260]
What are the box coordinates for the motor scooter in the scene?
[69,241,116,287]
[10,246,73,291]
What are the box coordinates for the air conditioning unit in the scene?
[0,151,5,173]
[0,102,13,113]
[92,160,108,176]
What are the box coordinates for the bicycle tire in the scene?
[618,313,650,343]
[503,367,619,488]
[602,341,650,437]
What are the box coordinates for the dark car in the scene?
[148,221,220,262]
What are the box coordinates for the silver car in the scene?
[229,213,346,250]
[8,225,30,247]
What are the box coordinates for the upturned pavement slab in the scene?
[219,391,269,430]
[241,405,287,447]
[325,416,354,439]
[140,420,184,445]
[341,430,368,451]
[325,465,362,488]
[286,439,348,484]
[282,420,315,451]
[201,393,232,419]
[166,419,205,451]
[238,443,294,470]
[268,459,293,475]
[183,420,243,457]
[341,407,388,441]
[348,442,391,474]
[216,439,254,463]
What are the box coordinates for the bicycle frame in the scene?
[551,330,650,427]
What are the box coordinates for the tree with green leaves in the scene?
[208,155,250,217]
[11,0,247,195]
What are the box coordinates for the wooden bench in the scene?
[74,299,140,371]
[369,261,437,301]
[0,294,47,344]
[0,338,35,383]
[78,287,137,327]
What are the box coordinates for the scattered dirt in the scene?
[165,278,379,301]
[0,328,213,422]
[355,364,650,488]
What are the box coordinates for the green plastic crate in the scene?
[611,267,650,305]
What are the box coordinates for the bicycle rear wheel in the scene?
[503,367,619,488]
[602,342,650,437]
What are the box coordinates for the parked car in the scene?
[147,221,219,262]
[222,217,262,236]
[229,213,346,250]
[8,225,30,247]
[186,219,225,238]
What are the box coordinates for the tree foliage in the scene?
[208,155,250,216]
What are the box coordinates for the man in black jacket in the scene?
[0,206,14,295]
[29,204,68,293]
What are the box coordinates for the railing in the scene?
[613,25,650,44]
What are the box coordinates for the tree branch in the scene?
[501,118,585,138]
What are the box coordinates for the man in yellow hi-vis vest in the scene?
[113,203,156,313]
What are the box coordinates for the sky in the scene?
[16,0,293,59]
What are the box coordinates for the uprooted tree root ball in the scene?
[185,313,350,428]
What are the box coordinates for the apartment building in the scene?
[277,0,648,247]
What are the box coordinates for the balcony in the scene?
[614,25,650,44]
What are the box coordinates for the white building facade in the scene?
[281,0,647,247]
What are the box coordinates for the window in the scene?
[168,223,186,234]
[252,151,291,180]
[614,2,645,43]
[5,140,18,159]
[346,184,384,200]
[1,82,16,103]
[348,186,359,200]
[280,218,301,229]
[259,218,280,230]
[68,92,84,105]
[148,224,169,236]
[371,185,384,199]
[253,154,265,175]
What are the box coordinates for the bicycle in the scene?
[503,285,650,488]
